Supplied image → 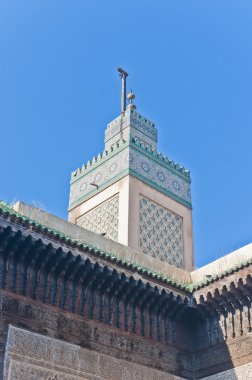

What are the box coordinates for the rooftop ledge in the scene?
[2,201,251,291]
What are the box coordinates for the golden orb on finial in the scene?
[127,91,135,101]
[127,90,136,110]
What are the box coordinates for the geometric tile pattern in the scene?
[139,196,184,268]
[106,126,155,150]
[105,109,157,150]
[76,194,119,241]
[69,143,192,210]
[130,148,191,204]
[69,109,192,216]
[69,148,129,208]
[130,111,157,140]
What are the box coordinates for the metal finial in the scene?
[118,67,128,113]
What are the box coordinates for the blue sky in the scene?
[1,1,252,268]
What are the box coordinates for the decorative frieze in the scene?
[105,109,157,150]
[69,146,129,208]
[69,143,191,211]
[130,147,191,205]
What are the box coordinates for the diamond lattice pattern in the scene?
[139,196,184,268]
[77,195,119,241]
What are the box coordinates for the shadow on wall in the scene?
[177,283,252,380]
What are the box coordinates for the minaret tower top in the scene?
[68,69,194,271]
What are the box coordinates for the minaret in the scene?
[68,70,194,270]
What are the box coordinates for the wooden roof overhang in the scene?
[0,217,196,336]
[0,202,251,335]
[194,269,252,321]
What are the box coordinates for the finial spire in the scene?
[118,67,128,113]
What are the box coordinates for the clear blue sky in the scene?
[1,1,252,268]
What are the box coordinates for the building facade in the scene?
[0,71,251,379]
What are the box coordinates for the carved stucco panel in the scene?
[4,326,184,380]
[77,194,119,241]
[139,196,184,267]
[7,361,92,380]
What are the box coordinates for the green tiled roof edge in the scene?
[0,201,251,293]
[190,256,252,291]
